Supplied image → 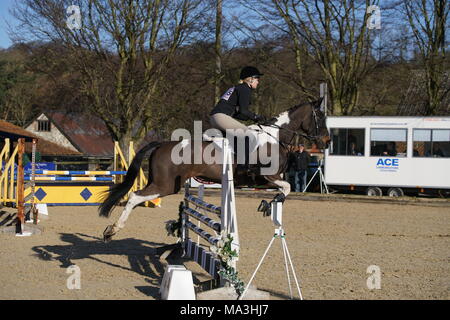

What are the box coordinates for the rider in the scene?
[209,66,268,176]
[210,66,267,130]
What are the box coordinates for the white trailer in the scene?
[324,116,450,197]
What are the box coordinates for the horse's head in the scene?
[285,99,331,149]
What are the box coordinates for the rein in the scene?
[250,101,325,171]
[258,112,322,145]
[237,103,323,176]
[258,98,324,145]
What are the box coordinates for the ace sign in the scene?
[376,158,399,172]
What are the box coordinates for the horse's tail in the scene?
[98,141,162,218]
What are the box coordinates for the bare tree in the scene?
[11,0,209,149]
[403,0,449,115]
[0,51,41,125]
[235,0,383,115]
[3,81,39,126]
[214,0,223,104]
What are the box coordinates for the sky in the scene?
[0,1,446,52]
[0,1,250,50]
[0,0,18,49]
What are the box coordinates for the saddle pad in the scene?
[203,125,279,153]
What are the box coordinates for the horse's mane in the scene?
[287,101,312,114]
[262,99,323,124]
[272,100,316,119]
[286,98,323,117]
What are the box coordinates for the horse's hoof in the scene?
[257,200,271,217]
[257,200,268,212]
[273,193,286,203]
[103,225,115,243]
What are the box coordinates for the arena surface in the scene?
[0,193,449,300]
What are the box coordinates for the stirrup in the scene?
[247,164,260,175]
[235,164,248,176]
[236,164,259,177]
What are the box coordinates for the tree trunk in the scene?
[214,0,223,104]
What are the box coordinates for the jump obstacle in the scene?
[166,138,300,300]
[170,138,239,284]
[1,139,161,207]
[0,138,161,235]
[0,138,39,235]
[21,169,127,206]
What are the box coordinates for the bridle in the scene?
[258,101,325,148]
[249,102,325,174]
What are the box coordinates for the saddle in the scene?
[202,125,278,151]
[202,133,265,180]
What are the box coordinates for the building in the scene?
[25,112,115,170]
[0,119,82,159]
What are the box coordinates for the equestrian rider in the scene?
[210,66,266,131]
[209,66,267,176]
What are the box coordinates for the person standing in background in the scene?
[289,144,311,192]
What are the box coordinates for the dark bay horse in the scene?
[100,100,330,242]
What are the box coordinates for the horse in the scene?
[99,99,330,242]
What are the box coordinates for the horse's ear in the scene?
[314,97,324,110]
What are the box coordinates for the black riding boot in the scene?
[235,137,259,177]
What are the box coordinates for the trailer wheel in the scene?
[367,187,382,196]
[387,187,404,197]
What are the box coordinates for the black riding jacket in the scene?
[210,83,259,121]
[289,151,311,171]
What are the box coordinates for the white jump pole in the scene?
[220,138,239,269]
[197,184,205,245]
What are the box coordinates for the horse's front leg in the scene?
[257,175,291,217]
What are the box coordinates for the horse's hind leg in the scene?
[103,188,161,243]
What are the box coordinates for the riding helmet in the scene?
[240,66,264,80]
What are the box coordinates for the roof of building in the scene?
[44,112,114,157]
[0,120,35,141]
[0,120,82,156]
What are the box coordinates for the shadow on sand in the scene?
[31,232,175,299]
[31,232,298,300]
